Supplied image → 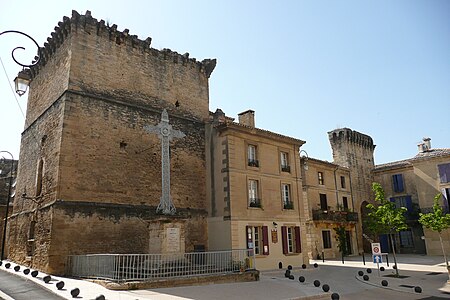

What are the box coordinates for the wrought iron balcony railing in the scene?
[248,159,259,167]
[312,209,359,223]
[248,198,261,208]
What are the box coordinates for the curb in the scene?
[354,275,429,296]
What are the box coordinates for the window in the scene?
[340,176,346,189]
[399,229,414,248]
[248,179,260,207]
[281,226,301,254]
[246,226,269,255]
[282,184,293,209]
[438,163,450,183]
[342,197,349,210]
[443,188,450,213]
[36,159,44,196]
[392,174,404,193]
[248,144,259,167]
[390,196,412,211]
[322,230,332,249]
[318,172,324,185]
[319,193,328,211]
[280,152,290,172]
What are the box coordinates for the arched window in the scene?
[35,159,44,196]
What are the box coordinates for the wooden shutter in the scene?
[294,226,301,253]
[405,196,413,212]
[262,226,269,255]
[281,226,288,254]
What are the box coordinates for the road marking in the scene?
[0,289,15,300]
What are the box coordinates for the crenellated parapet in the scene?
[29,10,216,79]
[328,128,376,150]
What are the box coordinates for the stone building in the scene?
[302,157,359,259]
[206,109,309,270]
[8,10,216,274]
[327,128,376,253]
[373,138,450,255]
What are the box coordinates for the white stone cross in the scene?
[144,109,185,215]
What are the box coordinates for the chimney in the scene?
[417,137,431,153]
[238,110,255,128]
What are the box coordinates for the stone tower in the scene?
[328,128,376,252]
[8,10,216,274]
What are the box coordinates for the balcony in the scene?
[248,159,259,168]
[281,165,291,173]
[248,198,261,208]
[283,201,294,210]
[312,209,359,223]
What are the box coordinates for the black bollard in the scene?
[31,270,38,277]
[414,286,422,293]
[285,270,291,278]
[363,275,369,281]
[362,252,365,265]
[43,275,51,283]
[95,296,106,300]
[302,264,306,269]
[289,275,295,280]
[23,268,30,275]
[314,280,321,287]
[71,288,80,298]
[14,265,20,272]
[314,263,318,268]
[380,266,385,271]
[366,268,372,274]
[322,284,330,292]
[299,276,305,283]
[381,280,388,286]
[322,251,325,262]
[358,270,364,276]
[5,263,10,269]
[386,255,389,267]
[56,281,65,290]
[331,292,340,300]
[288,265,293,270]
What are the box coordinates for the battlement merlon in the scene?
[28,10,217,79]
[328,128,376,150]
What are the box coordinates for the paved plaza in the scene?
[0,254,449,299]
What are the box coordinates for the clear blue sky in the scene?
[1,0,449,164]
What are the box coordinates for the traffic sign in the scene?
[371,242,381,255]
[373,255,382,264]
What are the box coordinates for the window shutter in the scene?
[246,226,252,249]
[405,196,412,212]
[262,226,269,255]
[398,175,404,192]
[281,226,288,254]
[294,226,301,253]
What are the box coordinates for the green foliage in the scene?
[365,182,408,235]
[334,226,348,255]
[419,194,450,233]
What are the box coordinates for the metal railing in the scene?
[312,209,359,222]
[67,249,254,282]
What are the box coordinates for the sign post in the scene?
[371,243,382,276]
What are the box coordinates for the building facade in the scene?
[302,157,359,259]
[373,138,450,255]
[206,109,309,270]
[8,10,216,274]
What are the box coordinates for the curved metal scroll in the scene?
[0,30,41,68]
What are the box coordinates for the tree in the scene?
[418,194,450,270]
[365,182,408,277]
[334,225,347,263]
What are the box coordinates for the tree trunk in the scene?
[390,233,399,277]
[439,233,450,281]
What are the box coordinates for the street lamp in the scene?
[0,151,14,261]
[0,30,41,96]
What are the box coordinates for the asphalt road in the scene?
[0,269,65,300]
